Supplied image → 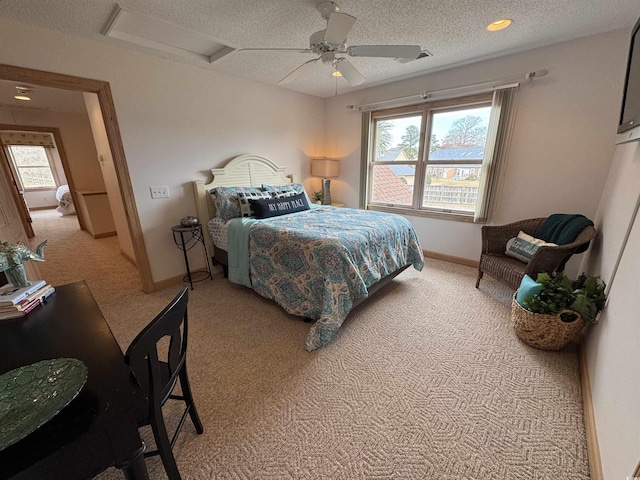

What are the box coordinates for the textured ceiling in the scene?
[0,0,638,98]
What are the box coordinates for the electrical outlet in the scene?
[150,186,170,199]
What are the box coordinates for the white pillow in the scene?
[505,231,557,263]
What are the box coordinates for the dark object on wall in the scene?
[618,16,640,135]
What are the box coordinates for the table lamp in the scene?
[311,157,340,205]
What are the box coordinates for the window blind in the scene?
[0,132,55,148]
[474,86,519,223]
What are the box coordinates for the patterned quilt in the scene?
[239,207,424,351]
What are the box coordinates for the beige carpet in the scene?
[29,209,589,480]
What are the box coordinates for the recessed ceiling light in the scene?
[332,70,342,77]
[487,19,512,31]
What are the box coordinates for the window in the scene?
[365,89,517,222]
[6,145,58,190]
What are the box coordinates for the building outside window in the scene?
[366,89,517,222]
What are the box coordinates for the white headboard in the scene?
[193,154,297,254]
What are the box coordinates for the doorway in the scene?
[0,64,154,293]
[0,125,88,238]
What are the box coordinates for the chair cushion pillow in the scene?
[249,192,310,219]
[505,231,557,263]
[516,274,542,308]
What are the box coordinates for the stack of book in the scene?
[0,280,55,320]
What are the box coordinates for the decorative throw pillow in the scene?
[208,188,221,214]
[505,231,557,263]
[261,183,309,199]
[211,186,263,222]
[516,274,542,308]
[237,191,271,217]
[274,190,297,199]
[249,192,310,219]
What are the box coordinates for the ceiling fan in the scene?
[239,1,422,86]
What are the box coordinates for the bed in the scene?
[193,154,424,351]
[55,184,75,216]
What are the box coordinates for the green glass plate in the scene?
[0,358,88,451]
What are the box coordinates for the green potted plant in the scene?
[523,272,606,324]
[511,272,606,350]
[311,191,323,204]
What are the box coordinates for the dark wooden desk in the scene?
[0,281,149,480]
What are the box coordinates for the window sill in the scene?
[367,204,483,223]
[23,187,58,192]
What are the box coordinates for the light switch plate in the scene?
[150,186,170,198]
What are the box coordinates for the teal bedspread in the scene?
[227,207,424,351]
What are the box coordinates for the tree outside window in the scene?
[367,92,501,220]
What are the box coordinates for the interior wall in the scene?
[580,141,640,285]
[83,92,135,262]
[0,107,102,209]
[0,16,325,283]
[578,139,640,478]
[324,29,628,275]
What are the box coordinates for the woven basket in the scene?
[510,294,585,351]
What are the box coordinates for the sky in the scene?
[386,106,492,146]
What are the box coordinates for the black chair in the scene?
[125,287,203,480]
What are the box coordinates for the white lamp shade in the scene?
[311,158,340,178]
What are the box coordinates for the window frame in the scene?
[367,93,494,222]
[5,143,60,192]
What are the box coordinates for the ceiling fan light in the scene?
[332,70,342,77]
[14,86,32,101]
[487,19,512,31]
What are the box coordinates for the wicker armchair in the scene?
[476,218,596,290]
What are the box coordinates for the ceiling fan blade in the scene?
[324,12,356,45]
[239,47,312,53]
[336,59,365,86]
[277,58,319,85]
[347,45,421,59]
